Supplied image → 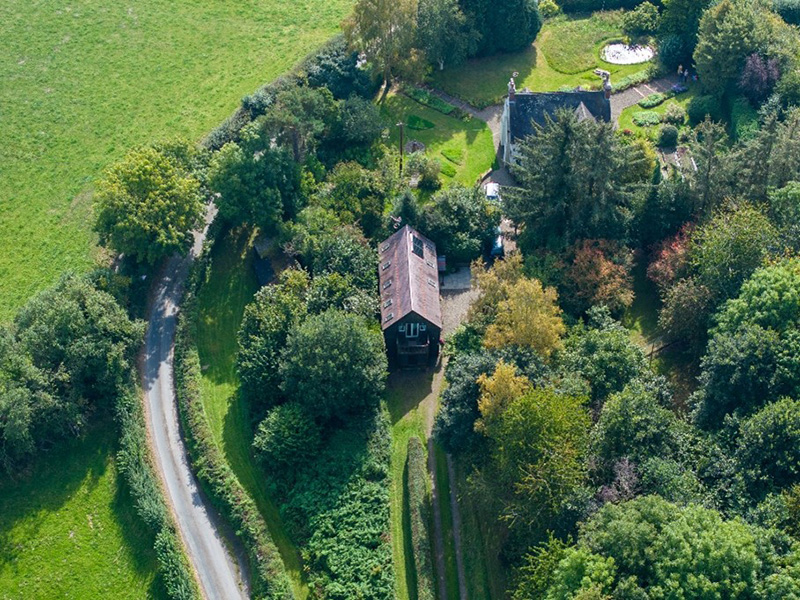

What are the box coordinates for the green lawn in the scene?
[431,12,651,108]
[194,227,308,599]
[386,373,434,600]
[618,84,700,139]
[0,423,166,599]
[0,0,353,321]
[382,94,496,187]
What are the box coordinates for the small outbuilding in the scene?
[379,225,443,368]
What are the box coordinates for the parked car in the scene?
[485,182,501,203]
[490,226,505,258]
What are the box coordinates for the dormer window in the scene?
[412,236,424,258]
[383,279,392,290]
[383,299,393,308]
[384,313,394,323]
[382,261,391,271]
[381,243,390,253]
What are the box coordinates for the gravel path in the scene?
[142,206,249,600]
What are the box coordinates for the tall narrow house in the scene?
[378,225,443,368]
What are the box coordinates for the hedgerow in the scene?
[115,387,200,600]
[402,85,458,115]
[275,408,395,599]
[612,68,655,93]
[406,437,435,600]
[639,92,668,108]
[174,250,292,600]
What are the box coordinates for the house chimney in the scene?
[508,76,516,102]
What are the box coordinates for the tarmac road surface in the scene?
[142,207,248,600]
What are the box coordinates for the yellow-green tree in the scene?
[483,277,565,358]
[475,360,531,434]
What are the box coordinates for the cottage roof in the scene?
[508,90,611,143]
[378,225,443,331]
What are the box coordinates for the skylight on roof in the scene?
[412,236,424,258]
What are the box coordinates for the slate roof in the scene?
[508,90,611,143]
[378,225,443,331]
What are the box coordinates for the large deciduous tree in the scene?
[94,143,203,265]
[344,0,421,91]
[279,309,387,421]
[208,124,301,233]
[417,0,476,70]
[483,278,565,358]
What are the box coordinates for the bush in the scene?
[406,437,435,600]
[638,93,668,109]
[687,95,723,124]
[623,1,660,38]
[539,0,562,18]
[662,103,687,126]
[611,69,654,93]
[658,124,679,148]
[278,409,395,598]
[407,152,442,191]
[632,111,662,127]
[253,403,322,471]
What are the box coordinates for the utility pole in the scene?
[397,121,405,178]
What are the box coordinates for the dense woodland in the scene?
[4,0,800,598]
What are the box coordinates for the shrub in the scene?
[440,162,457,177]
[632,111,662,127]
[406,437,435,600]
[638,93,667,109]
[612,69,653,93]
[658,124,679,148]
[116,389,200,600]
[279,409,395,598]
[253,403,322,471]
[662,103,687,126]
[740,53,781,105]
[623,2,660,38]
[687,95,723,124]
[407,152,442,191]
[539,0,562,18]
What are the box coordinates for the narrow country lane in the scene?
[142,207,249,600]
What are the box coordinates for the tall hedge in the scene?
[406,437,436,600]
[116,387,201,600]
[174,254,293,600]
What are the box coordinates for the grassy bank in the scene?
[0,423,166,599]
[431,11,651,108]
[0,0,353,320]
[193,227,308,599]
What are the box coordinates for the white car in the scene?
[485,182,501,203]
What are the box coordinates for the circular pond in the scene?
[602,43,655,65]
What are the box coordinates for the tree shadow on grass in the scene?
[386,370,435,426]
[195,226,258,388]
[0,421,112,573]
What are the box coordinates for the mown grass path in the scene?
[0,0,353,321]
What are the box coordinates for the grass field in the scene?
[193,227,309,599]
[0,0,353,321]
[0,422,166,599]
[382,94,496,187]
[431,12,651,108]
